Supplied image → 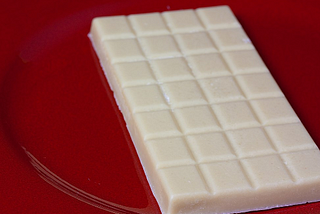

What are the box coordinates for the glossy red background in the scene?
[1,0,320,213]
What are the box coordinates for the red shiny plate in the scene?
[1,0,320,213]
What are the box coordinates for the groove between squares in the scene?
[153,148,319,169]
[132,112,303,141]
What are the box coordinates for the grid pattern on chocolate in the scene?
[91,5,320,213]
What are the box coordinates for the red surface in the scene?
[1,0,320,213]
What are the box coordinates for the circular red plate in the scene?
[1,0,320,213]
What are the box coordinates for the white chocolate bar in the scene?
[89,6,320,214]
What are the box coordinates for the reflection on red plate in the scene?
[1,0,320,213]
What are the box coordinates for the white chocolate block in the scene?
[89,5,320,214]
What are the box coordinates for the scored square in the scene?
[187,132,236,163]
[174,32,218,55]
[199,76,245,103]
[265,123,317,152]
[103,39,145,64]
[212,101,260,130]
[226,128,276,158]
[134,110,181,140]
[162,9,204,33]
[139,35,182,59]
[236,73,283,99]
[92,16,135,40]
[241,155,294,189]
[150,57,194,83]
[222,49,268,74]
[113,61,157,87]
[200,161,253,194]
[128,12,170,36]
[281,150,320,182]
[186,53,231,78]
[123,85,169,113]
[146,137,195,169]
[158,165,209,197]
[250,97,300,125]
[161,81,208,108]
[209,28,254,51]
[174,105,221,134]
[196,6,240,30]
